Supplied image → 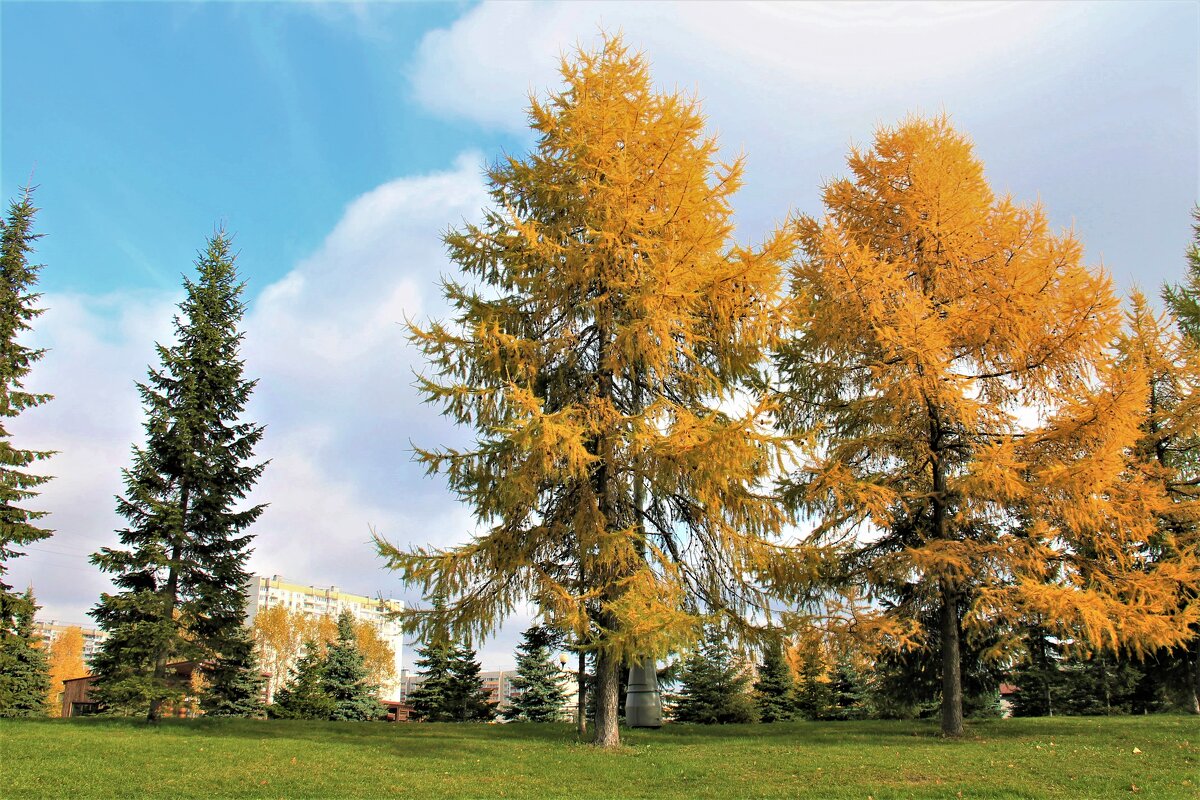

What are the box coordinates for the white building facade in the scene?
[32,620,108,664]
[244,574,405,700]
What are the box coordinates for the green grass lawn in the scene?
[2,716,1196,799]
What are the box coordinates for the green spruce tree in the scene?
[271,640,333,720]
[673,625,757,724]
[447,644,497,722]
[0,188,53,631]
[1162,207,1200,341]
[322,611,382,721]
[503,625,567,722]
[0,587,50,716]
[752,636,796,723]
[1009,623,1065,717]
[793,637,831,721]
[1057,651,1142,716]
[201,624,265,717]
[407,638,455,722]
[91,231,266,720]
[407,605,458,723]
[825,653,868,721]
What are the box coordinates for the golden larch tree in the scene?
[777,115,1195,735]
[45,626,86,716]
[252,607,395,699]
[378,35,797,747]
[1112,291,1200,712]
[251,606,309,700]
[350,619,397,690]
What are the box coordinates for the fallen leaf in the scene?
[1132,747,1143,754]
[1130,784,1140,793]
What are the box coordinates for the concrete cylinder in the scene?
[625,659,663,728]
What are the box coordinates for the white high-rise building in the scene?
[244,574,405,700]
[32,621,108,665]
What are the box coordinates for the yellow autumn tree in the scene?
[252,607,395,699]
[1110,292,1200,712]
[45,626,86,716]
[378,35,798,747]
[778,115,1195,736]
[349,619,396,690]
[251,606,306,699]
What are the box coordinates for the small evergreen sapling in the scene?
[673,625,757,725]
[201,624,265,717]
[322,611,382,721]
[272,639,333,720]
[503,625,567,722]
[752,636,796,723]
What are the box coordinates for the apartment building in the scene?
[33,620,108,664]
[244,574,405,700]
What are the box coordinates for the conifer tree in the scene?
[407,635,457,722]
[793,637,831,721]
[504,624,568,722]
[672,625,756,724]
[777,115,1191,735]
[91,231,266,720]
[1057,651,1142,715]
[201,624,264,717]
[447,644,497,722]
[825,653,868,720]
[271,639,333,720]
[379,33,795,748]
[1162,207,1200,341]
[1114,291,1200,713]
[1008,623,1065,717]
[0,588,50,717]
[752,635,796,723]
[322,611,382,721]
[0,189,53,625]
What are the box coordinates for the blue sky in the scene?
[3,2,508,294]
[2,1,1197,670]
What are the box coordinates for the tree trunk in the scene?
[593,648,621,748]
[576,648,587,736]
[925,398,963,737]
[1188,650,1200,715]
[148,486,189,723]
[939,582,964,737]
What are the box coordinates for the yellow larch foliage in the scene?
[378,34,798,746]
[252,607,395,697]
[776,115,1181,735]
[45,626,86,716]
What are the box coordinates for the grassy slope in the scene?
[2,716,1197,799]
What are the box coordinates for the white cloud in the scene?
[240,152,493,594]
[5,290,178,624]
[410,1,1197,287]
[412,1,1087,133]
